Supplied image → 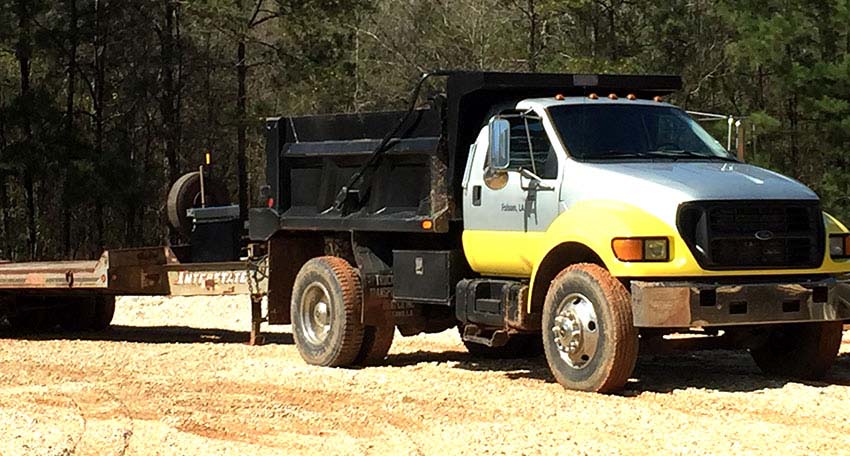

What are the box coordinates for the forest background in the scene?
[1,0,848,260]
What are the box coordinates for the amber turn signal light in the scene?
[612,238,670,262]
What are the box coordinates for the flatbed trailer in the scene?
[0,247,269,344]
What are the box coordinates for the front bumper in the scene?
[630,277,850,327]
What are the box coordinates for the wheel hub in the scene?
[551,293,599,368]
[299,282,333,345]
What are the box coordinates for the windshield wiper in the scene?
[645,150,739,162]
[594,150,652,159]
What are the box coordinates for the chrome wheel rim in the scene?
[551,293,599,369]
[299,282,332,345]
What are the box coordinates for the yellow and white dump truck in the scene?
[247,71,850,392]
[3,71,848,393]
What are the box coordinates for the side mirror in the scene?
[488,118,510,169]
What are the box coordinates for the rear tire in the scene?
[749,321,842,379]
[291,256,364,367]
[354,324,395,366]
[541,263,638,393]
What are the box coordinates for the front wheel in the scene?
[291,256,365,367]
[749,322,843,379]
[542,264,638,393]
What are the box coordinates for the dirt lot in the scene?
[0,296,849,456]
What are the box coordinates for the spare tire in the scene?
[166,171,229,238]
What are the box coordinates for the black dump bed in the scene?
[249,71,681,240]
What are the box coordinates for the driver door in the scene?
[462,111,563,276]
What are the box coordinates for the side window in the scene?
[491,115,558,179]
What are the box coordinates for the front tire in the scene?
[542,263,638,393]
[749,322,843,379]
[291,256,364,367]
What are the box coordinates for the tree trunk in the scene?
[63,0,78,258]
[93,0,106,250]
[16,0,36,259]
[234,0,249,223]
[160,0,179,185]
[0,180,10,260]
[526,0,537,72]
[236,39,248,222]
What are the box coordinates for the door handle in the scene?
[472,185,482,206]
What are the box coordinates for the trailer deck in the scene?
[0,247,269,344]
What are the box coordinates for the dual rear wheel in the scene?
[291,256,394,367]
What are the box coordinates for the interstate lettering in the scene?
[174,270,249,286]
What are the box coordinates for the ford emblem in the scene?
[754,230,774,241]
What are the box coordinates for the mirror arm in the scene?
[518,168,554,191]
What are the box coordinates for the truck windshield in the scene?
[548,104,735,161]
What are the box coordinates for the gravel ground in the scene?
[0,295,849,455]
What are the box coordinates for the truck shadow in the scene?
[386,349,850,393]
[385,350,553,382]
[629,350,850,394]
[0,325,294,345]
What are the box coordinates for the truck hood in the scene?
[563,160,819,225]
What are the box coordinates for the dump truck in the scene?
[3,71,850,393]
[247,71,850,392]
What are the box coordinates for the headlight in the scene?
[829,234,850,259]
[612,237,670,262]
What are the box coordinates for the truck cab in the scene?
[249,72,850,393]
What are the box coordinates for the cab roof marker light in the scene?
[626,93,637,100]
[608,93,618,100]
[588,93,599,100]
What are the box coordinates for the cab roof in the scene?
[444,72,682,188]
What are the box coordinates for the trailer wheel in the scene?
[7,310,53,332]
[291,256,364,367]
[59,296,115,332]
[166,171,229,238]
[91,296,116,331]
[5,297,58,332]
[461,333,543,359]
[354,324,395,366]
[749,321,842,379]
[541,264,638,393]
